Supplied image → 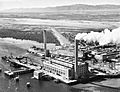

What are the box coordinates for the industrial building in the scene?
[3,28,120,84]
[79,40,120,75]
[28,29,120,83]
[42,56,89,80]
[32,30,90,83]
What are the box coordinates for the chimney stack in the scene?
[74,39,79,79]
[43,30,47,57]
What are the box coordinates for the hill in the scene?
[2,4,120,13]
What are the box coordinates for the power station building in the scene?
[42,57,89,80]
[33,39,89,82]
[33,30,90,83]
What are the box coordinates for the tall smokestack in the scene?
[74,39,79,79]
[43,30,47,57]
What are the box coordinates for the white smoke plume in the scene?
[75,27,120,45]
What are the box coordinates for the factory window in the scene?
[59,72,61,75]
[50,68,52,71]
[54,68,56,72]
[54,69,56,72]
[59,69,60,72]
[51,67,53,71]
[47,66,49,69]
[48,67,50,70]
[56,68,58,72]
[60,71,63,75]
[57,71,59,74]
[53,68,54,72]
[59,71,61,74]
[63,72,65,75]
[52,67,54,71]
[56,70,58,73]
[58,70,60,74]
[44,66,46,69]
[60,71,62,75]
[58,70,59,74]
[51,67,52,71]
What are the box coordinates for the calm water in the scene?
[0,59,120,92]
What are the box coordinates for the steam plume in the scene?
[75,27,120,45]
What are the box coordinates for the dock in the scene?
[8,58,41,70]
[3,57,39,77]
[4,68,34,77]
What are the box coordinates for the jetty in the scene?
[4,68,34,77]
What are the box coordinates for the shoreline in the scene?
[0,18,119,29]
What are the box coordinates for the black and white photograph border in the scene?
[0,0,120,92]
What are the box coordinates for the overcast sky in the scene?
[0,0,120,10]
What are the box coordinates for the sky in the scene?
[0,0,120,10]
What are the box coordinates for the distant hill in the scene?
[1,4,120,22]
[2,4,120,13]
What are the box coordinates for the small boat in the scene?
[4,71,14,77]
[1,56,8,60]
[31,76,35,79]
[54,79,60,83]
[41,75,53,81]
[26,82,31,88]
[0,68,2,72]
[14,76,19,82]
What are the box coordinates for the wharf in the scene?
[4,68,34,77]
[4,58,41,77]
[9,59,41,70]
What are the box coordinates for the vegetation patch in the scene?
[0,28,60,45]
